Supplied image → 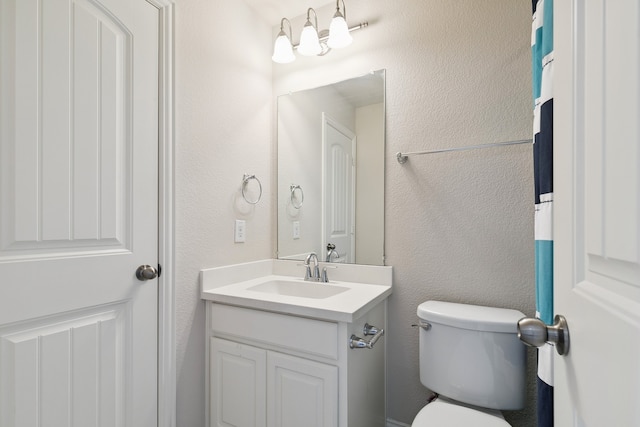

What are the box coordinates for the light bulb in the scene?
[298,21,321,56]
[328,12,352,49]
[272,31,295,63]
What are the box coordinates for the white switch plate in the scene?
[234,220,246,243]
[292,221,300,239]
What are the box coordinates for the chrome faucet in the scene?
[326,243,339,262]
[304,253,321,281]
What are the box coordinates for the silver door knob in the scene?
[517,314,570,356]
[136,265,159,281]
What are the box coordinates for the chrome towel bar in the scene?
[396,139,533,164]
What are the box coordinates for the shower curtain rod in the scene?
[396,139,533,164]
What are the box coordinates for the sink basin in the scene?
[248,280,349,299]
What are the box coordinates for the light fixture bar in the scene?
[272,0,368,64]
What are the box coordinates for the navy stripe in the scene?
[534,99,553,204]
[537,376,554,427]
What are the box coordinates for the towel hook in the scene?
[290,184,304,209]
[242,174,262,205]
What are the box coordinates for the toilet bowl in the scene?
[411,301,526,426]
[412,397,510,427]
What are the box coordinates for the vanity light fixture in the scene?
[298,8,322,56]
[328,0,352,49]
[272,18,296,64]
[271,1,367,63]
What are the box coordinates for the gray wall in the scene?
[174,0,536,426]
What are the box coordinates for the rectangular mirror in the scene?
[277,70,385,265]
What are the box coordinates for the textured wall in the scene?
[174,1,273,425]
[272,1,536,425]
[174,0,536,426]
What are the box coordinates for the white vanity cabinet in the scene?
[206,301,387,427]
[210,337,338,427]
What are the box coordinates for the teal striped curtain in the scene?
[532,0,554,426]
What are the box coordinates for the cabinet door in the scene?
[211,338,266,427]
[267,352,338,427]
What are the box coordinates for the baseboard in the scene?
[387,418,411,427]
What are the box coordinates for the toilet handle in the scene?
[411,321,431,331]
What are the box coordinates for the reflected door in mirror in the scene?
[322,114,355,263]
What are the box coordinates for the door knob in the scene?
[517,315,570,356]
[136,264,159,281]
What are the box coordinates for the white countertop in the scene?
[200,260,393,323]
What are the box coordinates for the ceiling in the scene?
[331,71,384,108]
[244,0,334,24]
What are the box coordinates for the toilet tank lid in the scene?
[417,301,525,333]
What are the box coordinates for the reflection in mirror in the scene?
[277,70,385,265]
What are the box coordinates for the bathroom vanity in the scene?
[201,259,392,427]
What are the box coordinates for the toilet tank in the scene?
[416,301,526,410]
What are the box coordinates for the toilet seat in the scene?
[412,398,511,427]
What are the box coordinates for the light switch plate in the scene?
[293,221,300,239]
[234,220,246,243]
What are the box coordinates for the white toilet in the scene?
[412,301,526,426]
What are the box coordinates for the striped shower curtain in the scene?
[532,0,554,426]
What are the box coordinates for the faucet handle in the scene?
[321,267,328,283]
[304,265,313,281]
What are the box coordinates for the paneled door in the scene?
[0,0,159,425]
[322,113,355,263]
[554,0,640,425]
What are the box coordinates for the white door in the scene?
[321,114,355,263]
[554,0,640,425]
[0,0,159,425]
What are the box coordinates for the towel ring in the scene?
[290,184,304,209]
[242,174,262,205]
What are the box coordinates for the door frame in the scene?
[149,1,176,426]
